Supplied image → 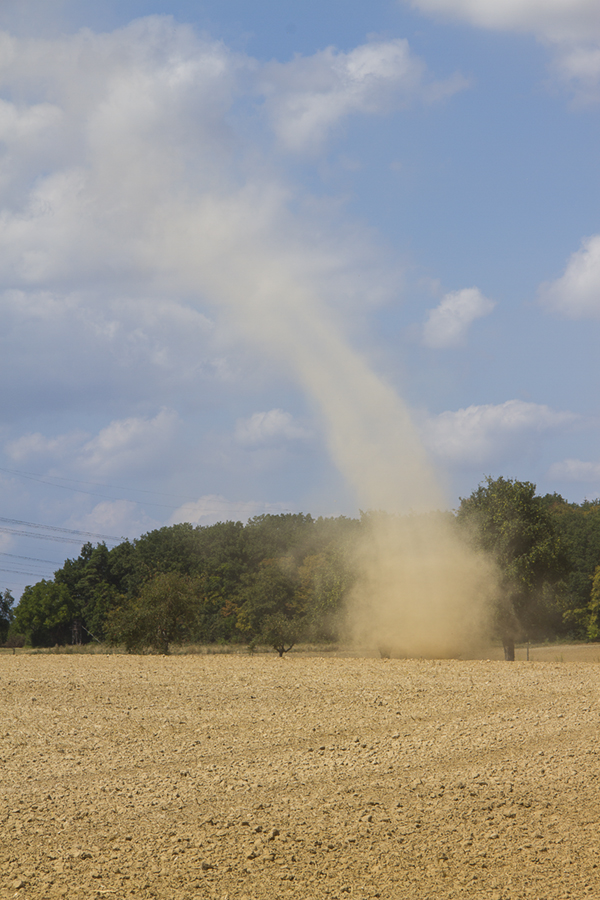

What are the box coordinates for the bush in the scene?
[106,571,201,653]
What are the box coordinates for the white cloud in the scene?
[0,286,222,418]
[5,409,180,480]
[6,429,87,462]
[67,500,160,540]
[0,20,242,420]
[423,399,577,466]
[554,45,600,102]
[169,494,290,526]
[0,98,64,199]
[0,20,421,422]
[547,458,600,481]
[234,409,310,446]
[539,234,600,317]
[261,38,467,154]
[406,0,600,100]
[407,0,600,42]
[422,287,495,348]
[0,19,245,291]
[78,409,180,478]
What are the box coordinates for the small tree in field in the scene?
[257,612,303,657]
[107,571,200,653]
[238,559,306,655]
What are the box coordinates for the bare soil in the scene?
[2,651,600,899]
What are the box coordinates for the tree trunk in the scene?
[158,628,170,655]
[503,638,515,661]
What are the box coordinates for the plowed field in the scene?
[2,652,600,899]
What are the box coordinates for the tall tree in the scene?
[55,542,125,642]
[14,581,76,646]
[296,546,355,642]
[457,476,570,659]
[540,494,600,637]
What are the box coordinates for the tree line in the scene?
[4,476,600,656]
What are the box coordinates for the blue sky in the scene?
[1,0,600,596]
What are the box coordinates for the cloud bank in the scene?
[7,410,179,479]
[0,18,463,440]
[423,399,577,466]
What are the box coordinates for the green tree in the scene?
[457,476,570,659]
[587,566,600,641]
[296,546,355,642]
[186,521,249,642]
[237,558,306,655]
[7,514,363,651]
[540,495,600,637]
[14,581,76,646]
[106,571,201,654]
[55,542,124,642]
[245,514,315,566]
[124,522,249,643]
[0,589,14,643]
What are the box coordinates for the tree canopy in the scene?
[9,486,600,654]
[106,571,202,654]
[457,476,570,658]
[14,580,77,647]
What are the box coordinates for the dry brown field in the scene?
[2,649,600,899]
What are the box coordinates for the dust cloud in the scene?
[347,512,495,657]
[153,188,497,657]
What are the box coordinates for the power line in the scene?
[0,466,193,500]
[0,552,59,565]
[0,561,54,573]
[0,465,295,515]
[0,527,114,546]
[0,465,202,511]
[0,567,53,577]
[0,579,35,588]
[0,516,122,542]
